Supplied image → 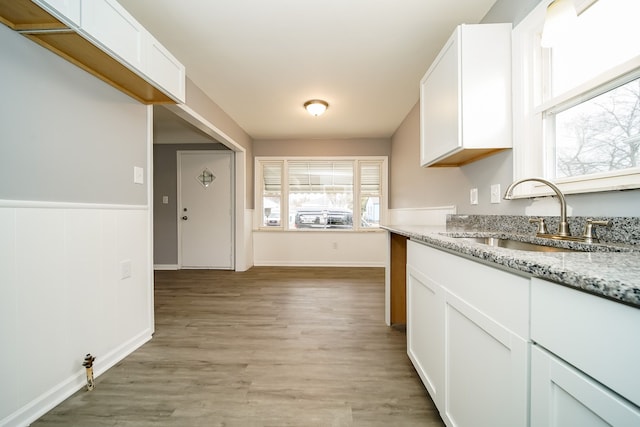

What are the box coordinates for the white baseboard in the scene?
[1,330,152,427]
[154,264,179,270]
[252,261,385,268]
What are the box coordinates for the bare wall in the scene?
[253,138,390,157]
[389,103,470,209]
[184,78,254,208]
[0,24,148,205]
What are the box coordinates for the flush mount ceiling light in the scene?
[304,99,329,116]
[540,0,577,48]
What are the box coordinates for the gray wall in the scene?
[185,78,254,208]
[153,143,228,265]
[0,24,148,205]
[389,0,640,217]
[390,103,471,208]
[253,138,391,157]
[482,0,541,26]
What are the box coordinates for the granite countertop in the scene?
[382,224,640,309]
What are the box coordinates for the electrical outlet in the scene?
[470,188,478,205]
[120,260,132,279]
[490,184,501,204]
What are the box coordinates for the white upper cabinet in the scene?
[80,0,186,102]
[145,32,186,103]
[420,23,512,167]
[80,0,145,72]
[11,0,186,103]
[32,0,81,27]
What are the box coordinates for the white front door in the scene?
[178,151,233,269]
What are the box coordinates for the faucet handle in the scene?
[582,219,610,243]
[529,218,549,235]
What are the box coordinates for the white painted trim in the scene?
[384,231,391,326]
[163,104,246,154]
[0,200,148,210]
[1,205,153,427]
[511,0,640,197]
[1,330,152,427]
[253,260,386,268]
[254,156,389,231]
[162,104,247,272]
[236,208,254,271]
[94,329,153,378]
[146,105,155,336]
[154,264,179,270]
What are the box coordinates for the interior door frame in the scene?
[176,150,235,269]
[161,102,250,271]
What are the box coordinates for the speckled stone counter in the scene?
[382,221,640,309]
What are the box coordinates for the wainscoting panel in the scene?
[0,203,152,427]
[253,230,387,267]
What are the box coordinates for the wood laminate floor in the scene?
[33,267,444,426]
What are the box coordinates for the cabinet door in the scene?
[406,264,444,409]
[444,290,529,427]
[33,0,81,27]
[531,345,640,427]
[145,33,186,103]
[420,28,460,166]
[80,0,145,71]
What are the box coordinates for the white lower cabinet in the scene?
[407,241,640,427]
[531,345,640,427]
[444,291,528,427]
[406,241,530,427]
[407,263,444,409]
[531,278,640,426]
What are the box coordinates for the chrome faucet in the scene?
[503,177,571,237]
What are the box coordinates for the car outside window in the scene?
[256,157,387,231]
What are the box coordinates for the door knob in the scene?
[182,216,188,220]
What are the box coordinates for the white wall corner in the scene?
[154,264,179,270]
[389,206,457,226]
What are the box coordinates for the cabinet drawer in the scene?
[531,278,640,407]
[409,240,529,338]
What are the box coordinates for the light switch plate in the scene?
[470,188,478,205]
[134,166,144,184]
[162,196,169,204]
[490,184,501,204]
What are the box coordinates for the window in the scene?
[512,0,640,197]
[256,157,387,230]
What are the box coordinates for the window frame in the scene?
[511,0,640,198]
[254,156,388,231]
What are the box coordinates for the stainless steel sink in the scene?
[456,237,578,252]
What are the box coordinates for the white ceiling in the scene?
[117,0,497,140]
